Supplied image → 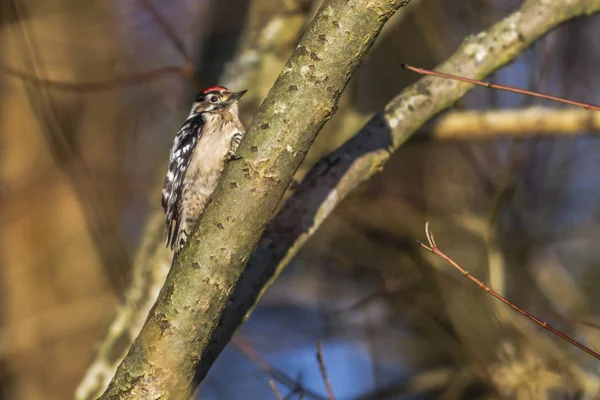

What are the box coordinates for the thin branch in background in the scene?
[402,64,600,111]
[547,312,600,331]
[98,0,414,396]
[137,0,202,87]
[76,0,311,397]
[270,380,284,400]
[316,341,336,400]
[232,337,325,400]
[137,0,190,61]
[417,222,600,361]
[8,0,131,294]
[234,1,600,346]
[0,63,185,92]
[429,107,600,139]
[0,0,201,93]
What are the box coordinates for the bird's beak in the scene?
[229,90,247,101]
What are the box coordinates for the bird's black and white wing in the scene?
[162,113,204,249]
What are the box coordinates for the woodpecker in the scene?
[162,86,247,252]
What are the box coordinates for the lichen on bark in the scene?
[240,0,600,321]
[98,0,412,398]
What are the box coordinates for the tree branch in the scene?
[237,0,600,320]
[76,1,308,398]
[429,107,600,139]
[417,221,600,361]
[0,63,187,92]
[83,1,600,398]
[99,0,411,398]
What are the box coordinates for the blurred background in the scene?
[1,0,600,399]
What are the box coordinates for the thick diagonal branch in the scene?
[76,3,308,399]
[237,0,600,322]
[99,0,411,398]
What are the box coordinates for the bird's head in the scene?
[192,86,247,114]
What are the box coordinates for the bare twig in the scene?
[76,0,310,398]
[270,380,284,400]
[417,222,600,361]
[1,0,200,93]
[98,1,412,397]
[402,64,600,111]
[138,0,190,62]
[80,1,600,398]
[235,0,600,339]
[316,341,336,400]
[547,312,600,332]
[232,336,325,400]
[137,0,201,87]
[7,0,133,294]
[0,63,185,92]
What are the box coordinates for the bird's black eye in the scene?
[209,95,219,103]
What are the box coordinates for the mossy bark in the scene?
[99,0,411,398]
[241,0,600,321]
[76,2,307,398]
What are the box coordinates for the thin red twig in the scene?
[402,64,600,111]
[417,222,600,361]
[316,340,336,400]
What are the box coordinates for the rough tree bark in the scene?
[75,1,307,398]
[82,0,600,398]
[240,0,600,314]
[99,0,412,398]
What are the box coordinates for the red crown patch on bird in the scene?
[201,86,228,94]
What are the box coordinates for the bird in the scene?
[161,86,247,252]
